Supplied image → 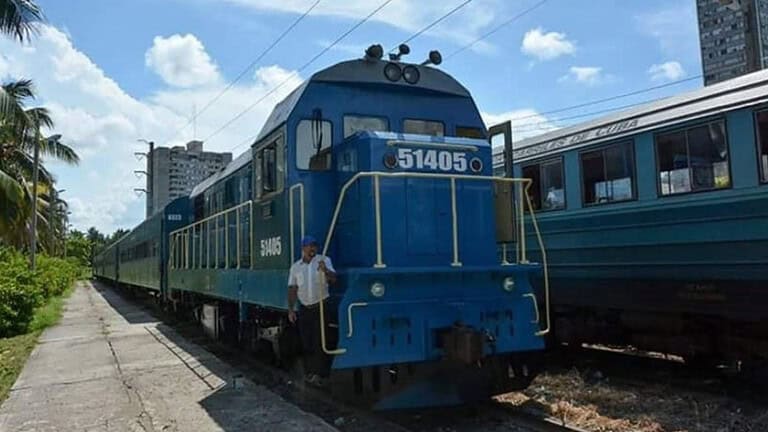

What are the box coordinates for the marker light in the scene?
[370,281,386,297]
[383,152,398,169]
[502,277,515,292]
[384,62,402,82]
[470,157,483,173]
[402,65,420,84]
[365,44,384,60]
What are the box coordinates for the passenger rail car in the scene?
[498,70,768,368]
[95,46,550,409]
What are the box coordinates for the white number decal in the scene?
[260,236,282,257]
[397,148,469,172]
[397,148,414,169]
[453,153,467,171]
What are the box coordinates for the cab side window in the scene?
[255,136,284,198]
[296,119,332,170]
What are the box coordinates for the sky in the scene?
[0,0,703,234]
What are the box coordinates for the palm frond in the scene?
[0,0,42,43]
[38,136,79,165]
[0,167,23,204]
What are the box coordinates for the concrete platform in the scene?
[0,281,337,432]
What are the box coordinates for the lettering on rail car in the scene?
[260,236,282,257]
[167,214,182,221]
[514,118,640,160]
[397,148,468,172]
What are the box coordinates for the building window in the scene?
[581,141,635,205]
[522,158,565,211]
[343,115,388,138]
[296,119,332,170]
[656,120,730,196]
[456,126,484,139]
[755,111,768,183]
[403,119,444,136]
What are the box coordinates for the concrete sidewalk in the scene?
[0,281,337,432]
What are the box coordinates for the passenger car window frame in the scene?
[654,118,732,197]
[342,114,389,139]
[521,156,566,212]
[579,140,637,207]
[403,118,445,137]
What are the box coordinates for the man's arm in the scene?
[287,267,298,322]
[318,257,337,285]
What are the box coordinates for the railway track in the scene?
[100,282,587,432]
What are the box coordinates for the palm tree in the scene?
[0,1,42,121]
[0,79,79,250]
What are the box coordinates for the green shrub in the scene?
[0,247,83,338]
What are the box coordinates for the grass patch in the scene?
[0,283,77,403]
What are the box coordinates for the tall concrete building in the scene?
[146,140,232,216]
[697,0,768,85]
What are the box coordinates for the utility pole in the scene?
[136,139,154,217]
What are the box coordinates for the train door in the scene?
[290,112,335,262]
[253,129,290,271]
[489,121,517,247]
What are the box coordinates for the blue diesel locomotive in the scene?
[497,69,768,369]
[94,46,550,409]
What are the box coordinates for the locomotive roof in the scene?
[256,59,472,142]
[510,67,768,163]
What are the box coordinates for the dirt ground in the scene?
[496,367,768,432]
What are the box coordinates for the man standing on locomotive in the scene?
[287,235,337,386]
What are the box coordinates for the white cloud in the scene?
[482,109,559,143]
[648,61,686,81]
[520,27,575,61]
[559,66,612,86]
[0,25,301,233]
[145,34,220,88]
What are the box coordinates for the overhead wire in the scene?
[161,0,322,146]
[444,0,550,61]
[388,0,474,52]
[210,0,396,153]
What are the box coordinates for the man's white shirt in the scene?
[288,255,335,306]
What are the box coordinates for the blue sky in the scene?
[0,0,703,233]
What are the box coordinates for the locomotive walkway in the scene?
[0,281,337,432]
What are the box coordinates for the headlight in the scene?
[402,65,420,84]
[370,281,386,297]
[384,62,402,82]
[470,157,483,173]
[502,277,515,292]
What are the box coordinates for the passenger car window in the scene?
[296,120,332,170]
[404,119,444,136]
[343,115,388,138]
[581,142,635,205]
[522,158,565,211]
[656,121,730,195]
[756,111,768,183]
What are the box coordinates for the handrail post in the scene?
[225,213,229,269]
[450,177,461,267]
[373,175,385,268]
[249,202,254,269]
[518,181,528,264]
